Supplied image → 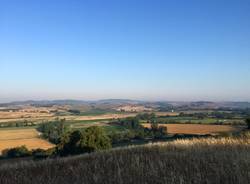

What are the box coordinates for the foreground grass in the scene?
[0,134,249,184]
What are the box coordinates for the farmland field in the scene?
[0,128,54,154]
[155,116,245,125]
[142,123,244,135]
[0,113,137,124]
[0,106,247,153]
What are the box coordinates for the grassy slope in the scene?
[0,135,250,184]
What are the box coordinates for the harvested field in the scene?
[72,113,136,121]
[0,111,54,120]
[0,129,54,154]
[142,123,243,135]
[0,113,137,124]
[0,111,178,124]
[155,112,180,116]
[68,112,178,121]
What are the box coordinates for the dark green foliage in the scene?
[57,130,85,156]
[68,109,81,115]
[118,117,141,129]
[246,118,250,129]
[136,113,156,121]
[150,121,168,139]
[37,119,69,144]
[114,115,168,142]
[109,131,136,144]
[82,126,111,150]
[0,120,36,128]
[32,148,54,160]
[57,126,111,156]
[2,145,31,158]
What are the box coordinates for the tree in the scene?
[57,130,84,156]
[246,118,250,129]
[57,126,111,156]
[136,113,156,121]
[157,126,168,138]
[81,126,111,151]
[151,121,159,131]
[118,117,141,129]
[150,121,167,139]
[37,119,69,144]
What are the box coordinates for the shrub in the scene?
[57,126,111,156]
[2,145,31,158]
[32,148,52,159]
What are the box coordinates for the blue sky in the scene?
[1,0,250,102]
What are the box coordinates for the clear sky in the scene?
[1,0,250,102]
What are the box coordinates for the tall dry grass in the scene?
[0,133,250,184]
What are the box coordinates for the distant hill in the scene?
[1,99,250,109]
[0,100,89,106]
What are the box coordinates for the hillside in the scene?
[0,134,249,184]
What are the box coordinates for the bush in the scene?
[57,126,111,156]
[32,148,52,159]
[2,145,31,158]
[136,113,156,121]
[109,130,136,144]
[150,122,168,139]
[118,117,141,129]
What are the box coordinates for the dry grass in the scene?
[0,129,54,154]
[142,123,242,135]
[0,134,249,184]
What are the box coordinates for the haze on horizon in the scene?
[1,0,250,103]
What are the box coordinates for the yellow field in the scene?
[0,128,54,154]
[142,123,243,135]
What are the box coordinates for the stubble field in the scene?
[142,123,244,135]
[0,128,54,154]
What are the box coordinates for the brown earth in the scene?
[142,123,243,135]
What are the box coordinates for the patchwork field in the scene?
[0,113,137,124]
[0,110,179,124]
[142,123,243,135]
[0,129,54,154]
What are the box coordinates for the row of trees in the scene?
[112,114,168,143]
[1,146,52,159]
[0,120,36,128]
